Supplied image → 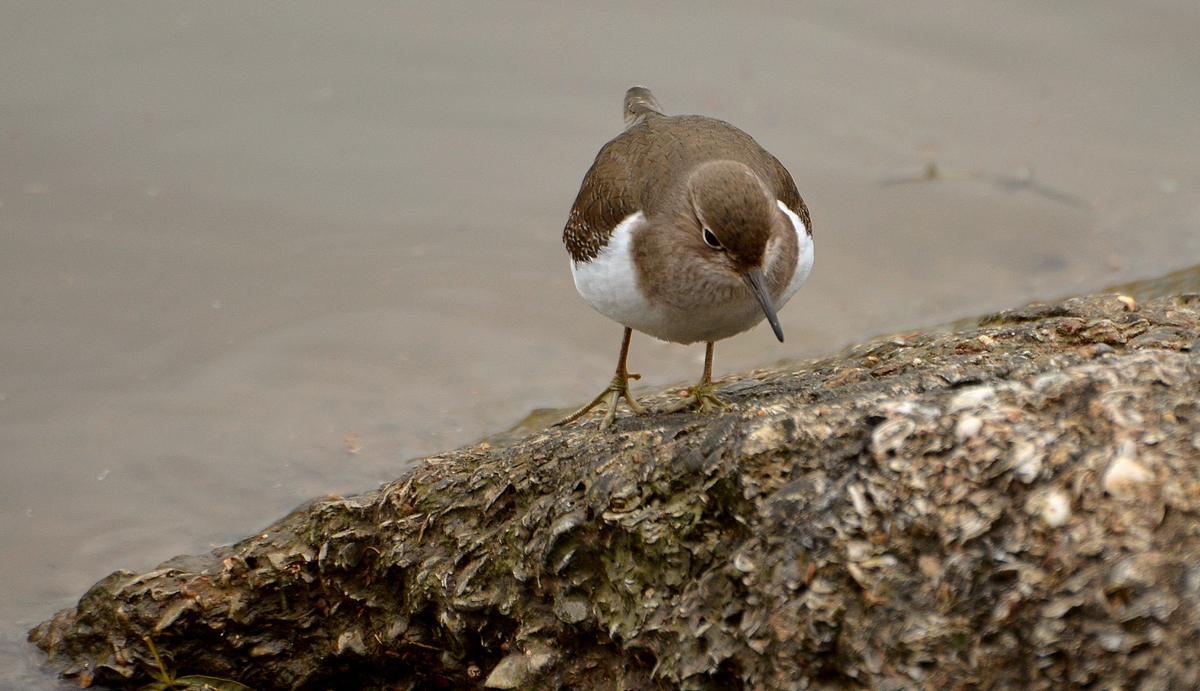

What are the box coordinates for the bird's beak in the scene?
[742,268,784,342]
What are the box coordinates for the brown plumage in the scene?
[563,94,811,264]
[555,87,814,430]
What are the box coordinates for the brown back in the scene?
[564,108,810,263]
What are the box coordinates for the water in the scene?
[2,2,1198,686]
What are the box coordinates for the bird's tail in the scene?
[624,86,663,129]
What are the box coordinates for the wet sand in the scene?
[2,3,1198,685]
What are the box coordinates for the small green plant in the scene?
[139,636,257,691]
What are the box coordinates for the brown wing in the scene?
[562,132,643,263]
[563,111,812,262]
[762,152,812,238]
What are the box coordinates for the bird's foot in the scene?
[662,380,728,415]
[553,371,647,431]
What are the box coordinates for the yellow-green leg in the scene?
[554,327,648,430]
[665,341,728,414]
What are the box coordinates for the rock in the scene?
[27,270,1200,691]
[1102,442,1155,497]
[484,654,529,689]
[336,629,367,657]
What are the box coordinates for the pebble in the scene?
[948,386,996,413]
[955,414,983,440]
[485,654,529,689]
[1040,489,1072,528]
[1102,442,1153,496]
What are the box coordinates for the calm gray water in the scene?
[3,2,1198,686]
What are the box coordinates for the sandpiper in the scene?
[556,87,813,429]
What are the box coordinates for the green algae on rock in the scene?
[30,286,1200,690]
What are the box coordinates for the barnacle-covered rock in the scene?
[29,268,1200,690]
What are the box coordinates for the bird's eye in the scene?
[702,227,724,250]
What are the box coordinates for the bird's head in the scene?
[685,160,786,342]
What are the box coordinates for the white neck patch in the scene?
[776,200,814,308]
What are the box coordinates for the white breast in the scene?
[570,203,814,345]
[570,212,662,334]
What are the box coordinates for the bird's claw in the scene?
[662,381,727,415]
[553,372,647,430]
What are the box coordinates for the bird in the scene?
[554,86,813,429]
